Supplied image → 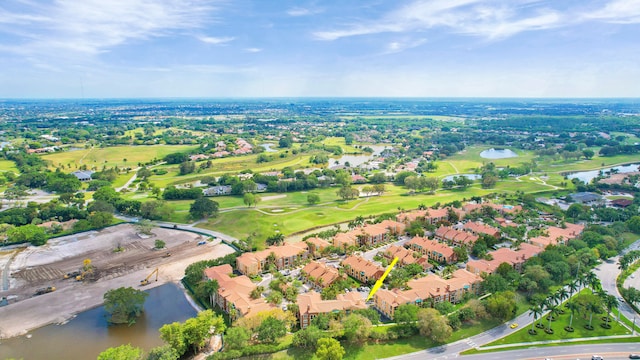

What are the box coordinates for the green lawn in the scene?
[321,137,363,154]
[486,306,631,347]
[42,144,198,170]
[197,180,560,246]
[148,152,314,188]
[620,233,640,250]
[0,160,18,173]
[198,185,466,244]
[441,145,536,174]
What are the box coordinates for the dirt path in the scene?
[0,224,236,339]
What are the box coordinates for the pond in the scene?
[479,148,519,159]
[260,143,277,152]
[0,283,197,360]
[566,163,640,184]
[442,174,481,182]
[332,145,389,167]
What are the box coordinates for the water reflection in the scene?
[0,283,196,360]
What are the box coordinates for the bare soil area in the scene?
[0,224,235,339]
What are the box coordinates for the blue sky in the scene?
[0,0,639,98]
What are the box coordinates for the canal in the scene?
[0,283,197,360]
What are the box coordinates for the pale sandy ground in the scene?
[0,225,235,339]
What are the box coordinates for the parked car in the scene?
[629,355,640,359]
[197,241,207,246]
[591,355,603,360]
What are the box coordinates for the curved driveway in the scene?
[594,238,640,328]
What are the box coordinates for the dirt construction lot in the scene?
[0,224,235,339]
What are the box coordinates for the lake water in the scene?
[260,143,277,152]
[332,145,389,167]
[566,163,640,184]
[479,148,519,159]
[0,283,197,360]
[442,174,481,182]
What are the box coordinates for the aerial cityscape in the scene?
[1,1,640,360]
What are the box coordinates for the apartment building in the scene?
[204,264,275,319]
[236,242,309,276]
[434,226,479,248]
[332,220,405,249]
[374,269,482,319]
[405,236,456,264]
[305,237,332,258]
[529,222,585,248]
[298,291,367,328]
[383,244,432,270]
[301,261,342,290]
[341,255,384,284]
[463,221,501,238]
[466,243,542,275]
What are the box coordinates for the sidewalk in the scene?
[477,334,638,351]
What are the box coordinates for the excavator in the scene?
[140,268,159,286]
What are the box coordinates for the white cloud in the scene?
[0,0,218,55]
[245,47,263,53]
[581,0,640,24]
[286,6,323,17]
[314,0,563,41]
[198,36,235,45]
[384,38,427,54]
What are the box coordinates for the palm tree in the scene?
[586,302,601,329]
[585,271,599,293]
[568,280,579,299]
[557,287,569,304]
[546,303,558,333]
[577,273,587,292]
[529,305,542,334]
[591,278,602,294]
[603,294,618,329]
[565,301,579,331]
[556,287,569,313]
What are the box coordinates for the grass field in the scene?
[0,160,18,173]
[196,180,558,246]
[321,137,363,154]
[147,152,315,188]
[41,144,198,170]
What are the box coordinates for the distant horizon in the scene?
[1,97,640,101]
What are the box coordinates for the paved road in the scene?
[594,238,640,329]
[460,343,640,360]
[385,341,640,360]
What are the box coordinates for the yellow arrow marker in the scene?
[366,257,399,301]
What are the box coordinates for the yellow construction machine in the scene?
[140,268,159,286]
